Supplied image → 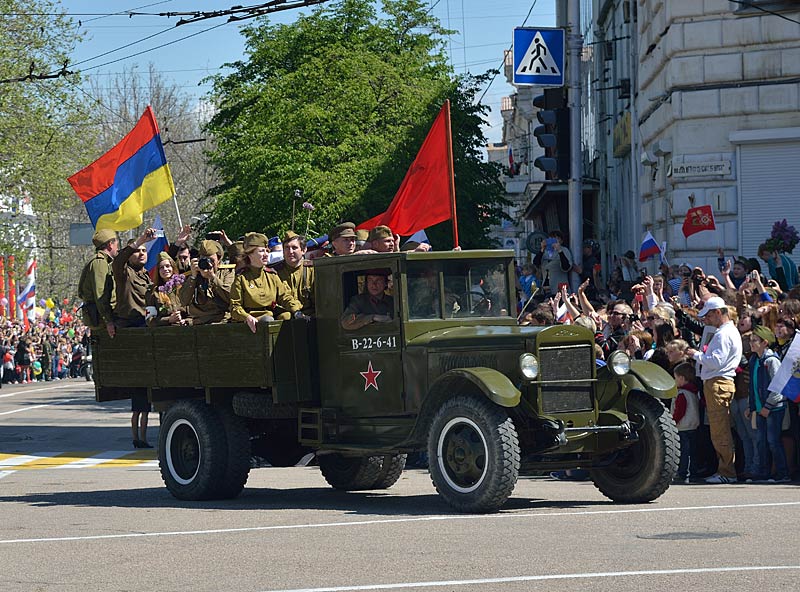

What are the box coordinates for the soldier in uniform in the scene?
[273,231,315,319]
[229,232,303,333]
[178,239,235,324]
[368,225,396,252]
[77,228,119,338]
[112,228,156,328]
[341,269,394,330]
[228,240,248,274]
[327,222,357,256]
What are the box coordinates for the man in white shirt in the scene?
[686,296,743,484]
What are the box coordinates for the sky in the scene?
[58,0,556,145]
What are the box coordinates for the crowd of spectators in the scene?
[518,235,800,484]
[0,313,90,385]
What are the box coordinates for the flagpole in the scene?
[172,192,183,229]
[443,99,459,249]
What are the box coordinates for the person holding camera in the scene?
[178,238,236,325]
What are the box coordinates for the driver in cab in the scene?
[341,269,393,330]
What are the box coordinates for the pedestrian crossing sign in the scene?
[513,27,565,86]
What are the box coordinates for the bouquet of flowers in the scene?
[765,219,800,254]
[156,273,186,314]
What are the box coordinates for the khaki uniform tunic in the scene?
[77,251,116,329]
[274,261,315,319]
[146,287,186,326]
[229,266,302,321]
[178,266,235,325]
[112,243,152,326]
[341,294,394,330]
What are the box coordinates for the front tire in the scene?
[590,391,679,503]
[159,400,229,501]
[428,395,519,513]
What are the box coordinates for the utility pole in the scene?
[567,0,583,276]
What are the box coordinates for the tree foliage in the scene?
[206,0,507,248]
[0,0,96,297]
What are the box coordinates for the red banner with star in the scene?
[682,205,716,238]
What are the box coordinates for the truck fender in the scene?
[429,367,521,409]
[623,360,678,400]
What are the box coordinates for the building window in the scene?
[732,0,800,14]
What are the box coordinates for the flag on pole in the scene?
[18,256,36,329]
[768,332,800,403]
[68,106,176,231]
[357,101,458,242]
[682,205,716,238]
[639,231,661,262]
[144,214,169,275]
[508,145,514,174]
[659,241,669,266]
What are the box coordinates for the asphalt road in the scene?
[1,380,799,592]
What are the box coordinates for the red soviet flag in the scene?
[682,205,716,238]
[358,102,455,238]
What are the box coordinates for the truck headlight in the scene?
[519,353,539,380]
[608,351,631,376]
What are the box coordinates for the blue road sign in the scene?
[513,27,565,86]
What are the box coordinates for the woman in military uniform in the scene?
[146,252,188,326]
[229,232,303,333]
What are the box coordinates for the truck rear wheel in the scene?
[319,454,383,490]
[427,395,519,513]
[590,391,679,503]
[371,454,407,489]
[214,406,251,499]
[159,400,229,501]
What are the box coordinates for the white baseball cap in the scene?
[697,296,727,317]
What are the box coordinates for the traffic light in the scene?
[532,88,570,181]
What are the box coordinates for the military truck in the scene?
[94,250,679,513]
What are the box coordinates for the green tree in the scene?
[206,0,507,248]
[0,0,96,297]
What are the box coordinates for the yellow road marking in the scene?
[92,450,157,467]
[0,453,20,462]
[13,451,102,470]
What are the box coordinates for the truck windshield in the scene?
[407,259,510,319]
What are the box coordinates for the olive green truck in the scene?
[94,250,679,513]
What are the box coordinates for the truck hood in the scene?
[406,324,544,349]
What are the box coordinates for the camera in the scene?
[198,257,213,271]
[205,231,222,241]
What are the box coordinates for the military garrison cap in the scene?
[243,232,269,252]
[198,239,223,259]
[282,230,301,244]
[92,228,117,249]
[229,241,245,258]
[329,222,356,241]
[367,225,392,242]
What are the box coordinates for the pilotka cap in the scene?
[243,232,269,252]
[92,229,117,249]
[198,239,223,258]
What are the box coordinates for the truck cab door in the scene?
[331,264,404,418]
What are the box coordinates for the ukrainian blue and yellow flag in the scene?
[68,106,175,231]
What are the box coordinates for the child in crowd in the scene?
[672,362,701,484]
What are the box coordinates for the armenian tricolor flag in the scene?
[68,106,175,231]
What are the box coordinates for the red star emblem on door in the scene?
[360,361,381,392]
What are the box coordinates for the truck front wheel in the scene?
[428,395,520,513]
[590,391,679,503]
[159,401,229,501]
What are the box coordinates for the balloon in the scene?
[39,298,46,307]
[45,298,55,309]
[37,322,44,329]
[67,329,75,338]
[63,298,70,305]
[0,297,7,306]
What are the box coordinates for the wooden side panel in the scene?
[152,326,199,388]
[94,329,156,387]
[195,323,272,387]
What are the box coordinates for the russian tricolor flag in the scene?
[68,106,175,232]
[639,231,661,262]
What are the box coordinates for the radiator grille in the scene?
[538,344,594,413]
